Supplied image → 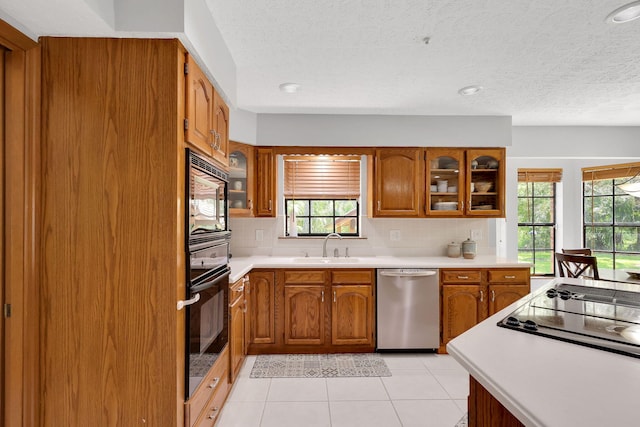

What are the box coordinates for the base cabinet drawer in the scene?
[185,346,230,427]
[193,368,230,427]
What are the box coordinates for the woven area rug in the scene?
[250,353,392,378]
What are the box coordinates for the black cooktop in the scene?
[497,281,640,358]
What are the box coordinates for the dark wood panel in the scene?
[469,376,524,427]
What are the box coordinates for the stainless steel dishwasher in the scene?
[376,268,439,351]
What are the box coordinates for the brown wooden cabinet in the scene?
[249,270,276,344]
[425,147,505,217]
[185,55,229,168]
[466,148,505,217]
[469,376,524,427]
[283,271,326,345]
[229,276,248,383]
[374,148,424,217]
[440,268,530,352]
[229,141,255,216]
[186,54,215,159]
[331,270,374,346]
[426,148,466,216]
[40,37,233,426]
[255,147,276,217]
[247,268,375,354]
[185,346,230,427]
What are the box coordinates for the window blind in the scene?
[283,155,361,199]
[517,168,563,183]
[582,162,640,181]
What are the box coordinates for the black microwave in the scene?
[186,149,229,247]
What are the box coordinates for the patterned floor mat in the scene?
[249,353,392,378]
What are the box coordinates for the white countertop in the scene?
[446,277,640,427]
[228,255,527,283]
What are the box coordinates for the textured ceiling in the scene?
[205,0,640,125]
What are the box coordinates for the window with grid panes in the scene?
[582,163,640,270]
[517,169,561,276]
[284,155,360,236]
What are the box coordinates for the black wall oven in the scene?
[184,149,231,399]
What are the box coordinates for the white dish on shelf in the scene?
[473,204,493,210]
[432,201,458,210]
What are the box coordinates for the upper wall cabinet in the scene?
[373,147,505,218]
[374,148,424,217]
[255,147,276,217]
[425,147,505,218]
[426,148,465,216]
[229,141,255,217]
[185,55,229,168]
[465,148,505,217]
[212,89,230,166]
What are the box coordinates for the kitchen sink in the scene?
[291,257,360,264]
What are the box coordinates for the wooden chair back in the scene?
[555,252,599,279]
[562,248,592,255]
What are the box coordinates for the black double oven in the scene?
[184,149,230,399]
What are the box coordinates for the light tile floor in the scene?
[217,353,469,427]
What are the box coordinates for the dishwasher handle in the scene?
[378,270,437,277]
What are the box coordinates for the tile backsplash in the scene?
[229,216,493,258]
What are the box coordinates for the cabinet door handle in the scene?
[491,290,495,302]
[321,290,324,302]
[333,291,337,303]
[377,200,381,211]
[176,293,200,310]
[208,407,220,419]
[237,285,244,292]
[504,275,516,279]
[479,290,484,302]
[457,275,469,279]
[268,199,272,211]
[208,377,219,389]
[243,299,247,313]
[248,199,253,209]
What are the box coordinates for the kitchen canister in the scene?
[447,242,461,258]
[461,237,477,259]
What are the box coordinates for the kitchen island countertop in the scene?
[228,255,527,283]
[447,276,640,427]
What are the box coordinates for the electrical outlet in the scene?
[255,229,264,241]
[390,230,401,241]
[471,229,482,241]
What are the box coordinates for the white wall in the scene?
[229,108,258,145]
[505,126,640,262]
[257,114,512,147]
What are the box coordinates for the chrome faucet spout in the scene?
[322,233,342,257]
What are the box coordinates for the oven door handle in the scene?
[190,267,231,293]
[177,293,200,311]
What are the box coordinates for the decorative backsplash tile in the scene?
[229,216,492,258]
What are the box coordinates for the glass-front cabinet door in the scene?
[228,141,254,217]
[466,148,505,217]
[426,148,465,216]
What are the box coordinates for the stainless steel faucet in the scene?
[322,233,342,257]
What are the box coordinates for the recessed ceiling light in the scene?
[279,82,300,93]
[606,1,640,23]
[458,85,483,96]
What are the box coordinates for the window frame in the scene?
[285,198,360,237]
[517,180,557,276]
[582,178,640,270]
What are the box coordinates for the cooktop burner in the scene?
[497,282,640,358]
